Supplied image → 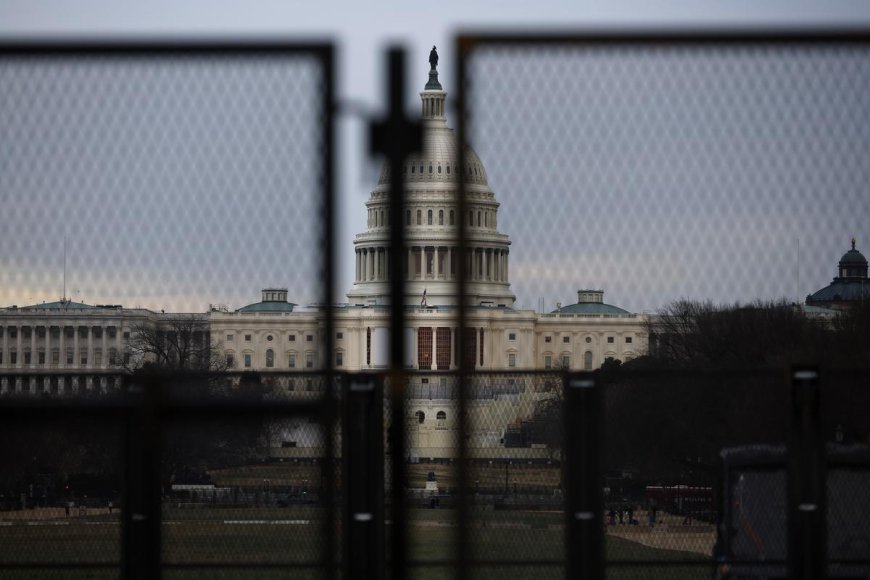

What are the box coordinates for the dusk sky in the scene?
[2,0,870,313]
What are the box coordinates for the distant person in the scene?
[108,501,113,514]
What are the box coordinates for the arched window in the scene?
[417,210,422,225]
[484,212,488,227]
[469,211,474,227]
[437,165,442,174]
[584,351,593,370]
[266,349,274,368]
[429,164,433,174]
[477,211,481,227]
[406,210,411,226]
[380,210,384,226]
[438,210,444,225]
[415,410,425,424]
[436,410,447,429]
[427,210,433,225]
[446,165,451,175]
[449,210,454,225]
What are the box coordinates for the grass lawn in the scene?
[0,507,711,580]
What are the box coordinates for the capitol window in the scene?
[544,336,552,343]
[306,335,313,342]
[508,333,516,341]
[437,165,442,174]
[428,210,433,225]
[508,353,516,367]
[436,411,447,429]
[439,210,444,225]
[289,334,295,341]
[266,349,274,368]
[244,353,252,368]
[607,336,614,344]
[227,334,233,342]
[562,355,570,368]
[335,351,343,367]
[225,353,234,368]
[245,335,251,342]
[305,353,314,368]
[417,210,422,225]
[626,337,633,344]
[289,352,296,368]
[449,210,454,225]
[544,355,552,369]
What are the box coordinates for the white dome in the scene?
[377,128,490,188]
[347,62,515,308]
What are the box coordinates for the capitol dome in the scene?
[347,50,515,308]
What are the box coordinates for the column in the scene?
[44,326,51,368]
[58,327,65,369]
[447,247,453,280]
[30,326,36,369]
[73,326,79,368]
[15,326,24,368]
[101,326,107,369]
[87,327,94,370]
[431,328,437,369]
[434,247,440,279]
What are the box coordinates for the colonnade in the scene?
[354,246,510,284]
[0,324,120,370]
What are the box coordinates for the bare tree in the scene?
[125,314,225,372]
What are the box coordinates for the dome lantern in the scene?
[421,46,447,127]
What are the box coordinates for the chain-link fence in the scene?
[3,32,870,580]
[455,32,870,580]
[0,41,336,580]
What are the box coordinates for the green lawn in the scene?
[0,507,711,580]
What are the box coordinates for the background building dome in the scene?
[552,290,631,315]
[806,239,869,309]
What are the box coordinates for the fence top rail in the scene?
[456,28,870,49]
[0,38,334,56]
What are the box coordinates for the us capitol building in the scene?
[1,54,863,457]
[0,55,748,458]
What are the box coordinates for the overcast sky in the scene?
[2,0,870,313]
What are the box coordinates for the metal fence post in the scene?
[122,373,162,580]
[564,373,604,580]
[788,367,826,580]
[343,375,385,580]
[370,45,422,580]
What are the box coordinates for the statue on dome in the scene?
[429,46,439,70]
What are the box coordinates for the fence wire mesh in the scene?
[0,43,335,580]
[458,34,870,580]
[0,417,123,577]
